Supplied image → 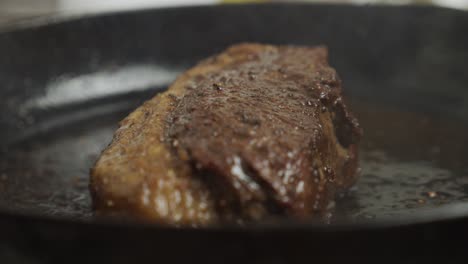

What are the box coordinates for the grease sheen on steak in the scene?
[90,43,362,225]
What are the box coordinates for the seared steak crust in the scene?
[91,43,362,225]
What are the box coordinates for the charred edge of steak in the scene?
[193,158,284,223]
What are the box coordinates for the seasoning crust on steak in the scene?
[90,43,362,226]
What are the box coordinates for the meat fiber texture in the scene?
[90,43,362,226]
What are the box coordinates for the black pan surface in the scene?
[1,3,468,263]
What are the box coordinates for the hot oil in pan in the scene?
[336,101,468,221]
[0,99,467,223]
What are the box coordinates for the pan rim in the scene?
[1,200,468,231]
[0,2,464,34]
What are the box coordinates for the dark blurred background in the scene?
[0,0,467,28]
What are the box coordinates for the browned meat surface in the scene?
[90,43,362,226]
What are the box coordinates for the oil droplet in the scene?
[174,190,182,205]
[155,196,168,216]
[173,213,182,222]
[185,193,193,207]
[213,83,223,91]
[313,169,319,177]
[319,91,327,99]
[333,97,342,106]
[141,183,151,206]
[231,156,260,191]
[296,181,305,194]
[359,213,376,220]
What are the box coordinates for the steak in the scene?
[90,43,362,226]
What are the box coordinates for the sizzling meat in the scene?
[90,43,362,225]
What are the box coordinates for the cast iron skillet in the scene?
[1,3,468,263]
